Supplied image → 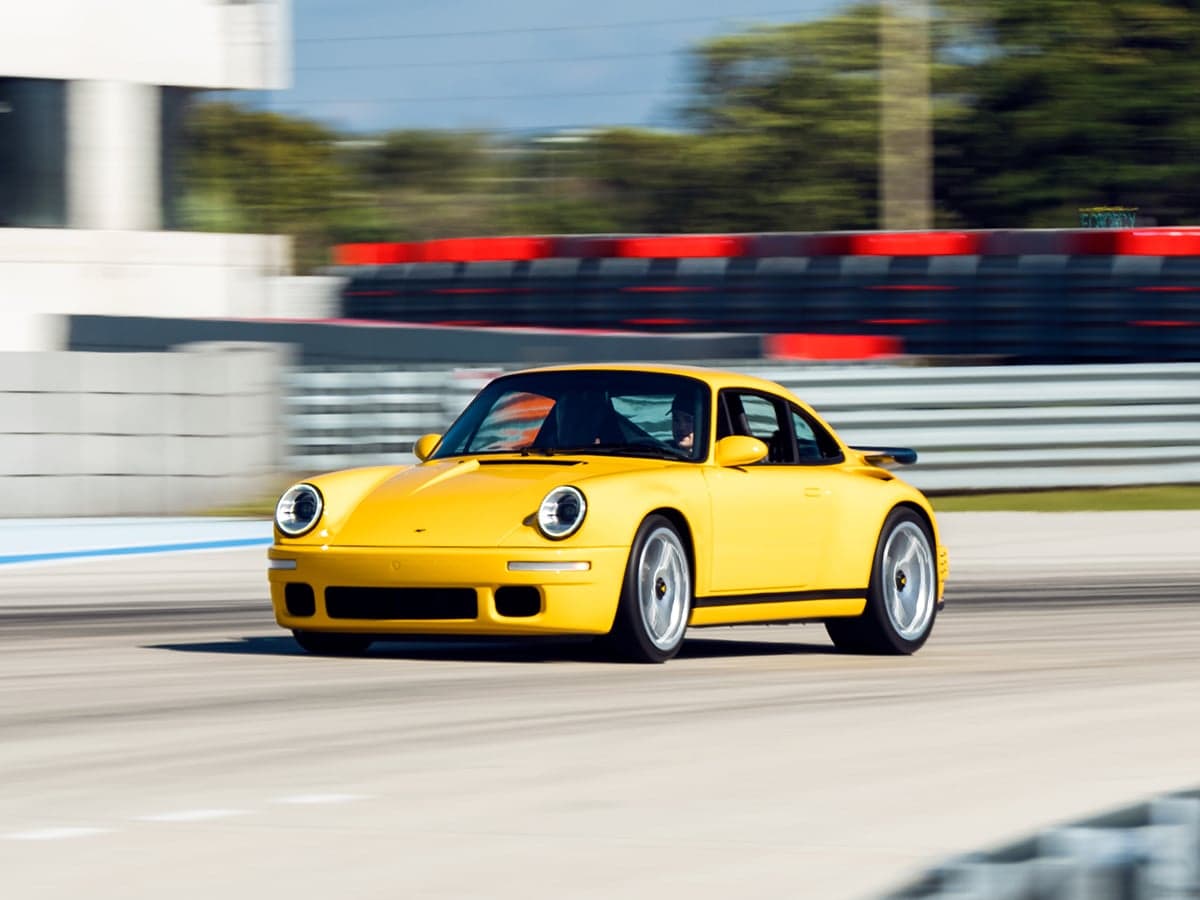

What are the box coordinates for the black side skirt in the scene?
[694,588,867,609]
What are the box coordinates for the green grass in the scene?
[930,484,1200,513]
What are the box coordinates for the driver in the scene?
[670,394,695,453]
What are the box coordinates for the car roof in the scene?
[504,362,793,398]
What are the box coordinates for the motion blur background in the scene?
[2,0,1200,514]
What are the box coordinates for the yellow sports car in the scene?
[269,364,948,662]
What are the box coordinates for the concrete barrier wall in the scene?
[0,343,287,516]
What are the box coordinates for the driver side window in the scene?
[719,391,793,464]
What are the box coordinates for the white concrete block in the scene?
[0,476,41,517]
[161,353,212,397]
[30,392,83,435]
[0,393,37,432]
[78,353,174,395]
[80,434,166,476]
[221,434,269,473]
[165,394,232,438]
[164,436,235,477]
[110,475,168,516]
[0,355,36,392]
[163,476,231,515]
[226,393,278,436]
[81,474,122,516]
[33,433,84,475]
[79,393,167,437]
[0,436,39,476]
[24,475,90,517]
[167,353,233,398]
[29,353,81,394]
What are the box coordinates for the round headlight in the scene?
[536,486,586,540]
[275,483,323,537]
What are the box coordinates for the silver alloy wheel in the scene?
[881,520,936,641]
[636,525,691,651]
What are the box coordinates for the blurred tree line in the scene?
[181,0,1200,272]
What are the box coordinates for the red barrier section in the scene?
[334,242,419,265]
[334,228,1200,265]
[614,235,752,258]
[417,236,557,263]
[848,231,983,256]
[1117,229,1200,256]
[765,333,903,360]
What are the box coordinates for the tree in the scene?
[181,102,350,271]
[933,0,1200,226]
[676,4,885,232]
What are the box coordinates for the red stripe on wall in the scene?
[848,232,982,256]
[765,333,903,360]
[1067,228,1200,256]
[418,237,557,262]
[334,243,419,265]
[615,235,751,258]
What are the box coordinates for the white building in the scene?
[0,0,292,351]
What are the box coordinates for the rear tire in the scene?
[609,515,692,663]
[826,508,937,655]
[292,630,373,656]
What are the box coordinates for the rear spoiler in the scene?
[854,446,918,467]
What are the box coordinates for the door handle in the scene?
[804,487,823,497]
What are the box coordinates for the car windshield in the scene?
[431,370,711,462]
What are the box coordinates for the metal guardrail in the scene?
[283,362,1200,492]
[881,788,1200,900]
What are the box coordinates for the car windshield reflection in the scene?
[431,370,711,462]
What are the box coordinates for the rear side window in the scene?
[791,406,843,463]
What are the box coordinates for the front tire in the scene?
[292,630,373,656]
[826,508,938,655]
[609,515,692,663]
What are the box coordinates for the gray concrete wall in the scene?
[0,343,287,516]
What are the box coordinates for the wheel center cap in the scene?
[655,578,668,599]
[896,570,908,591]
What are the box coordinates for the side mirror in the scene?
[714,435,768,468]
[413,433,442,462]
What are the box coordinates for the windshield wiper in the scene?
[551,443,690,461]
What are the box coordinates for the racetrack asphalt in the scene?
[0,511,1196,899]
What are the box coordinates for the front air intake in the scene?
[494,586,541,618]
[284,583,316,617]
[325,587,478,620]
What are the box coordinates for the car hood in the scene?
[327,455,661,547]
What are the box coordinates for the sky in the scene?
[268,0,847,134]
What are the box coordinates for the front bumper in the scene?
[268,544,629,636]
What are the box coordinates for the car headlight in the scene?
[275,483,324,537]
[536,486,586,540]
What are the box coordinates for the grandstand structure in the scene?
[0,0,289,352]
